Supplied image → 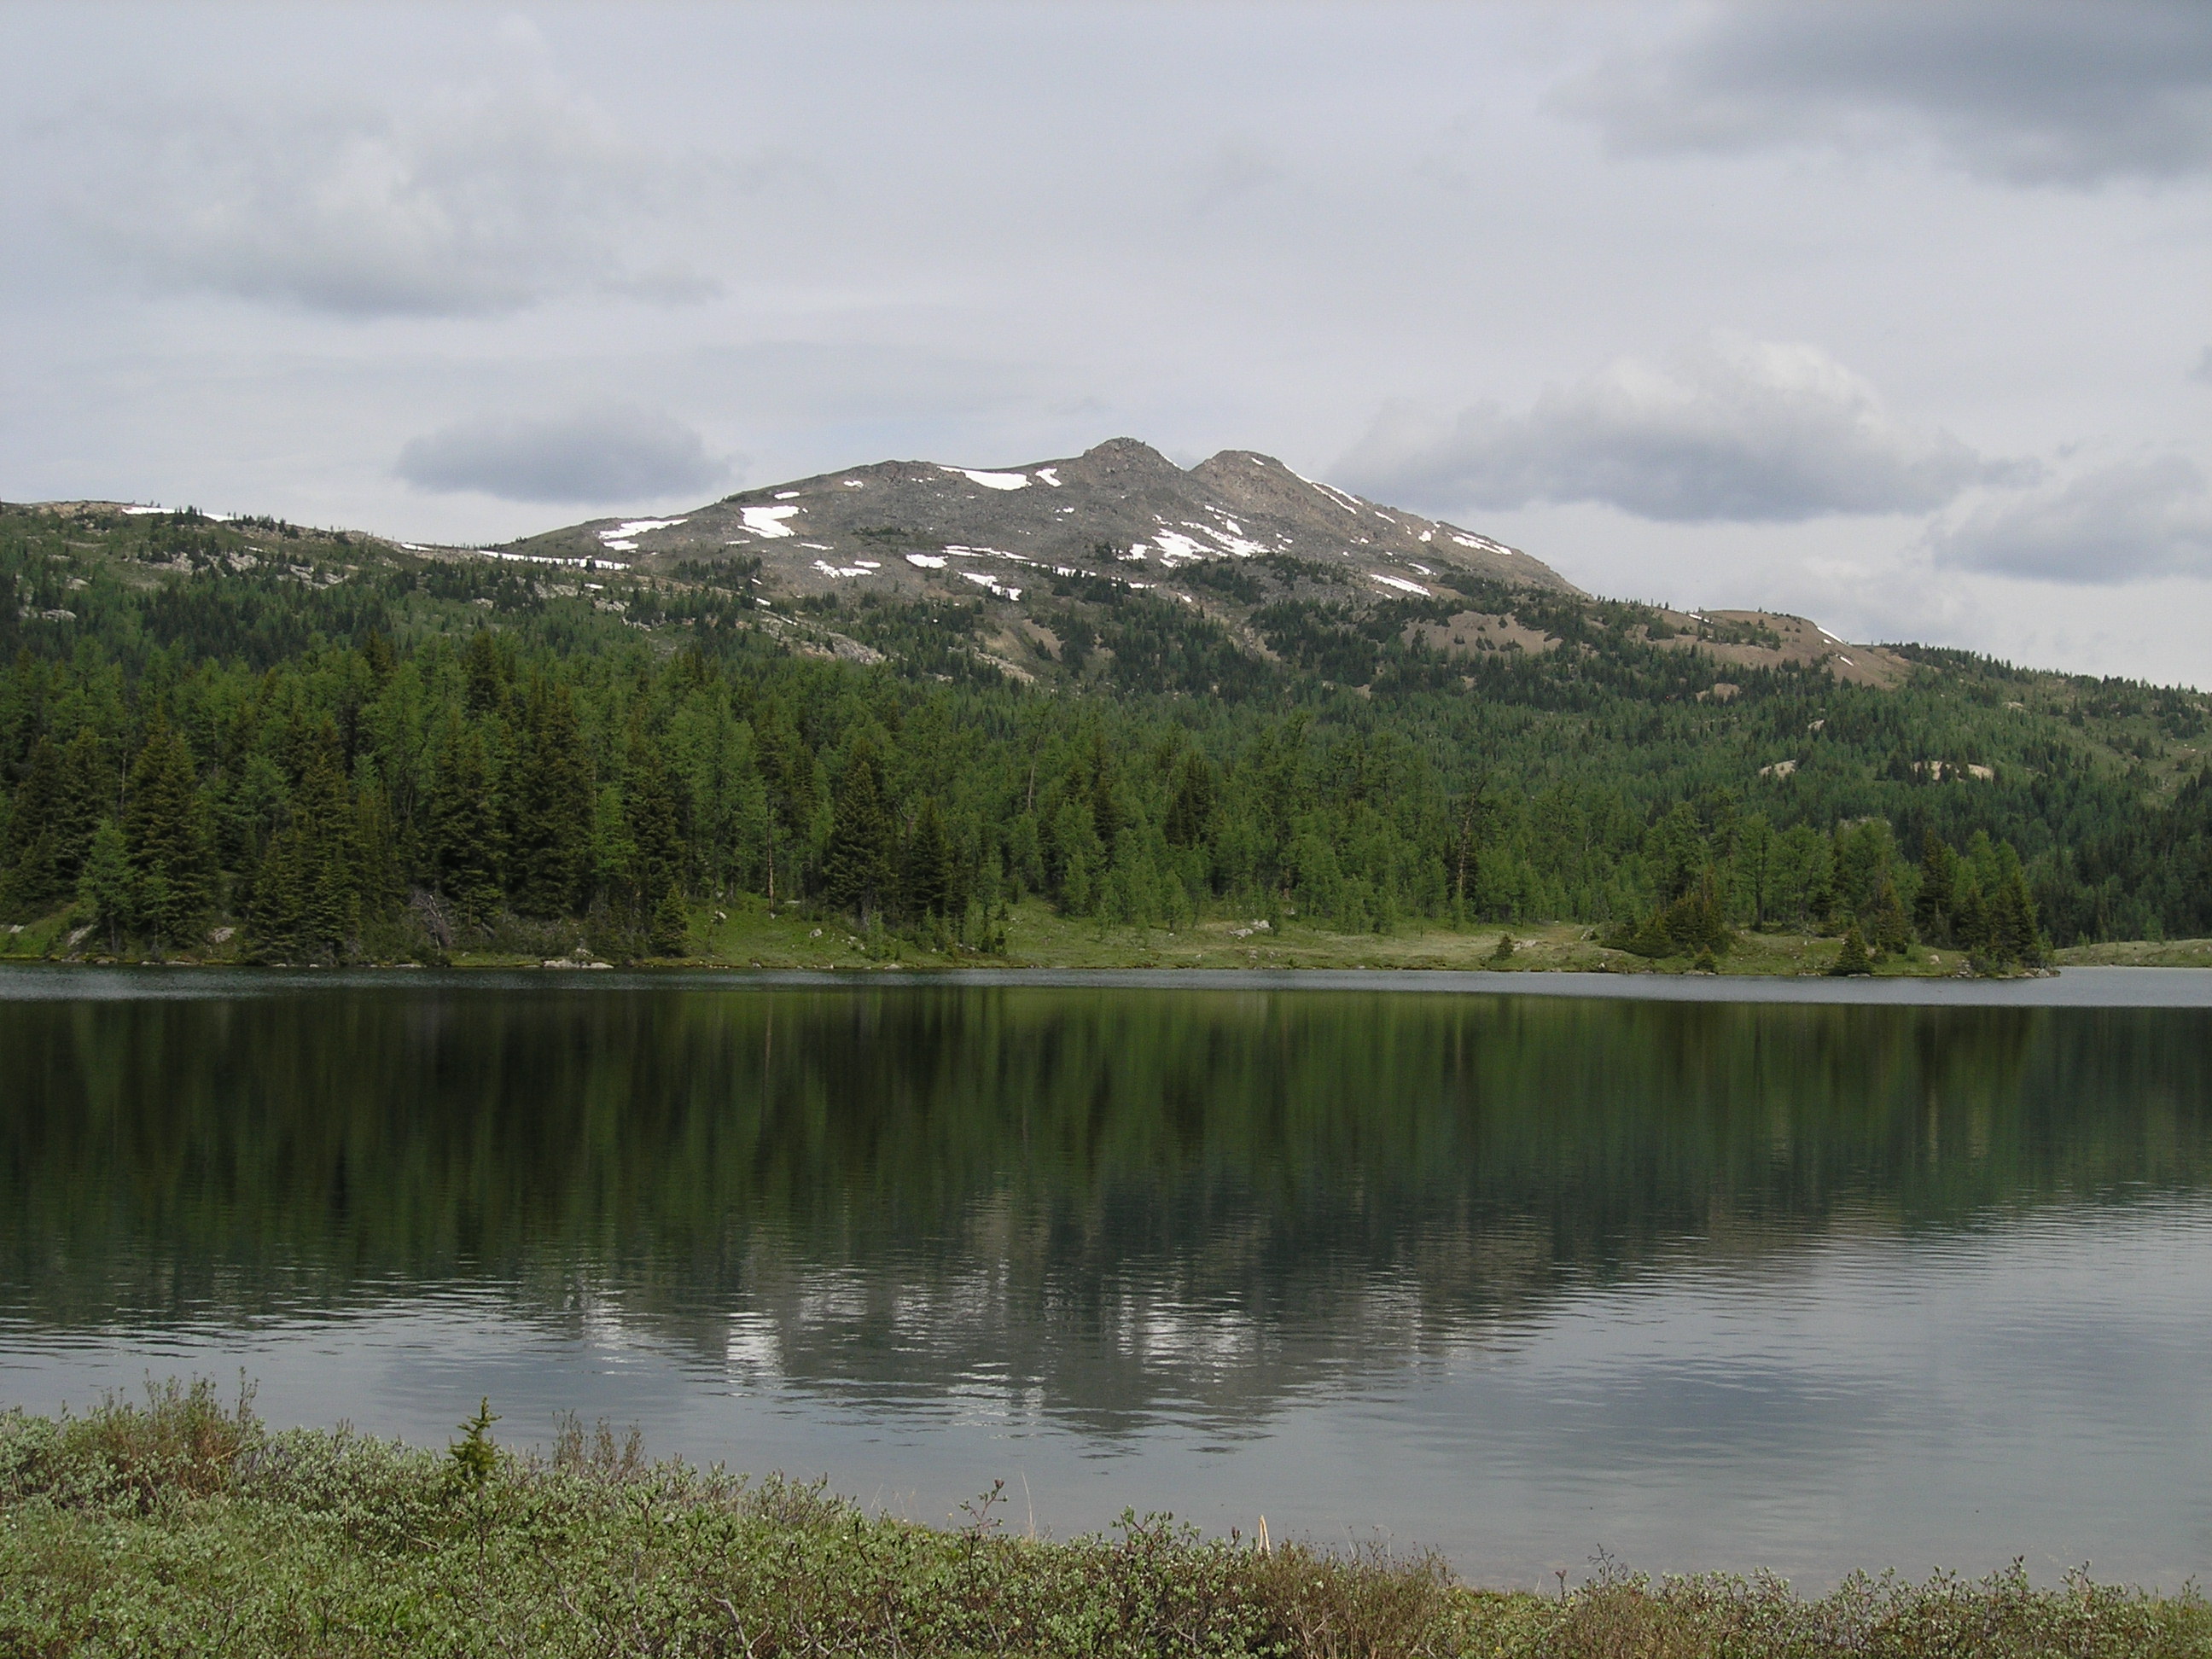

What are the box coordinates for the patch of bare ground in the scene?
[1647,608,1912,689]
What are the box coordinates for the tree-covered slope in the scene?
[1,476,2207,965]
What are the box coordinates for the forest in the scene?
[2,502,2206,968]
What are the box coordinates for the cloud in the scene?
[396,406,731,504]
[1932,454,2212,582]
[1339,335,2021,524]
[2193,346,2212,383]
[1563,1,2212,186]
[57,73,722,317]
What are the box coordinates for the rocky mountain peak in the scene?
[504,436,1581,608]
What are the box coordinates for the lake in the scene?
[3,966,2209,1588]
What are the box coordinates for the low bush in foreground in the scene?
[1,1380,2205,1656]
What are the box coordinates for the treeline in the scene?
[1611,810,2046,969]
[0,511,2206,961]
[0,624,2046,966]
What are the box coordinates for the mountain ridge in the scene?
[20,436,1935,695]
[460,435,1911,692]
[505,435,1579,600]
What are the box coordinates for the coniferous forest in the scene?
[3,500,2210,969]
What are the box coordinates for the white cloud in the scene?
[1932,455,2212,583]
[1339,335,2023,524]
[1563,0,2212,186]
[397,405,731,504]
[54,73,722,317]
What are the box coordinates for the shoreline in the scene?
[4,959,2212,1006]
[6,1388,2206,1656]
[11,899,2201,981]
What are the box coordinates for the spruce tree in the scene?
[352,774,403,929]
[462,628,509,718]
[56,728,107,887]
[1865,871,1912,957]
[901,795,953,922]
[249,822,306,959]
[648,886,690,957]
[621,728,686,912]
[1162,754,1218,847]
[428,713,503,928]
[1914,834,1959,945]
[1987,855,2045,968]
[122,721,212,952]
[506,678,591,918]
[250,739,360,961]
[77,818,132,954]
[298,743,363,957]
[823,739,894,926]
[1831,927,1872,975]
[1,736,64,916]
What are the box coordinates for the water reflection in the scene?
[3,973,2209,1580]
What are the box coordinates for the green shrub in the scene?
[2,1383,2205,1656]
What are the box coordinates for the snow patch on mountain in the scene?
[740,506,799,538]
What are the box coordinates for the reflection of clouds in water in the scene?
[5,981,2212,1578]
[13,1198,2208,1584]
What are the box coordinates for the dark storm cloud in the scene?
[1339,335,2025,524]
[1933,455,2212,583]
[396,406,731,504]
[1565,1,2212,186]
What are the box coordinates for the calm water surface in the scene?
[3,967,2209,1587]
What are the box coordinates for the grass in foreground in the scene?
[3,1382,2207,1656]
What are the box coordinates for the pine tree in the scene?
[1162,754,1217,847]
[1986,853,2046,968]
[56,728,107,885]
[1914,834,1959,945]
[824,739,894,926]
[648,886,690,957]
[506,679,591,918]
[0,736,64,916]
[462,629,509,718]
[352,772,403,928]
[754,707,817,908]
[3,725,106,924]
[428,713,503,928]
[249,821,306,958]
[251,738,360,961]
[1831,926,1872,975]
[1621,907,1675,958]
[299,744,363,957]
[361,629,395,684]
[1088,748,1123,860]
[122,721,212,952]
[621,728,686,912]
[1865,870,1912,957]
[78,819,133,954]
[901,796,953,922]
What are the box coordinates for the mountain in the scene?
[4,438,2210,962]
[464,436,1908,691]
[509,436,1575,598]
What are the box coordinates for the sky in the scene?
[4,2,2210,686]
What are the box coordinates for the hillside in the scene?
[513,434,1576,597]
[2,439,2210,965]
[482,437,1912,696]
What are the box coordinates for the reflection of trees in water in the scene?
[3,986,2209,1428]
